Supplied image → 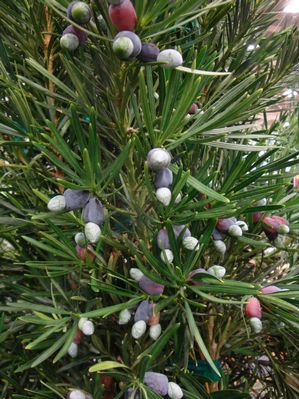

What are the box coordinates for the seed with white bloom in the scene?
[149,323,162,340]
[228,224,243,237]
[207,265,226,279]
[249,317,263,334]
[168,382,184,399]
[129,268,144,282]
[74,232,87,247]
[68,390,86,399]
[183,236,199,251]
[81,320,95,336]
[255,198,267,206]
[147,148,171,170]
[67,342,78,358]
[157,49,183,69]
[84,222,101,244]
[78,317,88,330]
[47,195,66,212]
[118,309,131,325]
[160,249,174,263]
[156,188,172,206]
[131,320,147,339]
[278,224,290,234]
[174,193,182,204]
[213,240,226,255]
[236,221,248,232]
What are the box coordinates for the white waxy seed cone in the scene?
[160,249,174,263]
[156,188,172,206]
[118,308,132,325]
[67,342,78,358]
[131,320,147,339]
[47,195,66,212]
[183,236,199,251]
[168,382,184,399]
[129,268,144,282]
[149,323,162,340]
[84,222,101,244]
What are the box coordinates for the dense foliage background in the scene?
[0,0,299,398]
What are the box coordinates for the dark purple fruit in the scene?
[82,198,104,225]
[138,43,160,62]
[144,372,169,396]
[154,168,173,189]
[64,189,90,211]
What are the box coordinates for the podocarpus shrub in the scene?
[0,1,299,398]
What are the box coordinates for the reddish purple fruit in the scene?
[245,297,262,319]
[139,276,164,295]
[144,372,169,396]
[109,0,137,32]
[138,43,160,62]
[188,103,198,114]
[260,286,281,294]
[262,215,289,240]
[63,25,88,44]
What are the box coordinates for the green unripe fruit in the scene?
[113,37,134,60]
[71,2,92,24]
[60,33,79,51]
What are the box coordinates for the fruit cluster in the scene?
[60,2,91,51]
[119,298,162,340]
[47,190,105,258]
[126,372,183,399]
[61,0,184,69]
[67,318,95,358]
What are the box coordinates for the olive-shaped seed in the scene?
[67,390,86,399]
[168,382,184,399]
[147,148,171,170]
[60,33,79,51]
[149,323,162,340]
[156,187,172,206]
[69,1,91,24]
[67,342,78,358]
[47,195,66,212]
[249,317,263,333]
[157,49,183,69]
